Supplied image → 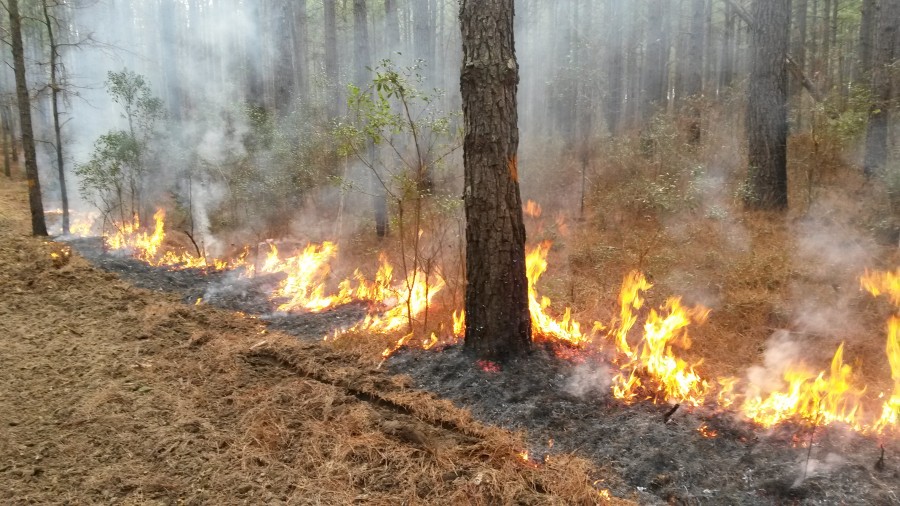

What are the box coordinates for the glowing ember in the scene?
[477,360,501,373]
[697,424,718,438]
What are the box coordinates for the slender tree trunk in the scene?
[9,0,48,235]
[324,0,340,117]
[293,0,309,105]
[604,0,625,136]
[385,0,400,51]
[793,0,808,129]
[2,107,11,178]
[863,0,899,177]
[159,0,181,120]
[354,0,388,238]
[273,0,295,117]
[745,0,791,210]
[643,0,668,122]
[857,0,876,83]
[685,0,705,144]
[42,0,69,235]
[822,0,832,90]
[721,3,736,90]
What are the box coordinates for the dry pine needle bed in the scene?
[0,181,628,505]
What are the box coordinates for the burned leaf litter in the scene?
[68,238,900,505]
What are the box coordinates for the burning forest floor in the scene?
[0,181,632,505]
[41,224,900,502]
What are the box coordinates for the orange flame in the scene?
[523,200,542,218]
[862,269,900,433]
[526,242,589,348]
[610,281,711,406]
[739,343,866,430]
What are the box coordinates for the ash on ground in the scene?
[69,238,900,505]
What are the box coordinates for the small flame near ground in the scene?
[697,424,718,438]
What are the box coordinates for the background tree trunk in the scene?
[9,0,48,236]
[642,0,668,123]
[604,0,625,136]
[42,0,69,235]
[745,0,791,210]
[324,0,340,117]
[685,0,705,144]
[293,0,309,106]
[863,0,899,177]
[857,0,876,82]
[460,0,531,360]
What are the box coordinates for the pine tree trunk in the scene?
[2,102,11,178]
[863,0,899,177]
[745,0,790,210]
[460,0,531,360]
[685,0,705,144]
[9,0,48,236]
[42,0,69,235]
[643,0,668,122]
[604,0,625,136]
[324,0,340,117]
[159,0,181,119]
[273,0,295,117]
[385,0,400,50]
[293,0,309,105]
[720,3,736,90]
[792,0,808,129]
[857,0,876,82]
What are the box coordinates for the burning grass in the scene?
[69,193,900,439]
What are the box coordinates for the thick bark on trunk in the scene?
[863,0,899,177]
[9,0,48,235]
[460,0,531,360]
[745,0,790,210]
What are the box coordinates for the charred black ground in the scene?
[69,239,900,505]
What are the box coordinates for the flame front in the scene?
[94,204,900,436]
